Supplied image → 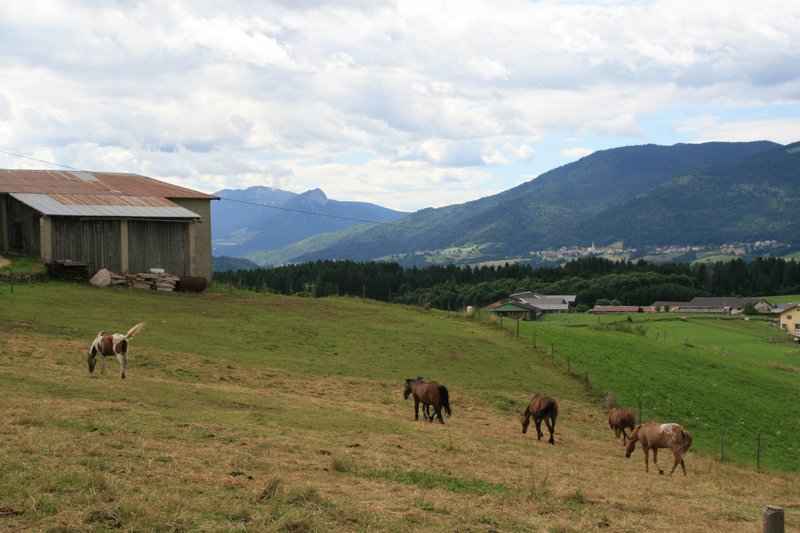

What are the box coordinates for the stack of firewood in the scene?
[89,268,181,291]
[125,272,181,291]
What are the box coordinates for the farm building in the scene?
[484,292,576,320]
[779,303,800,337]
[650,297,771,314]
[0,169,218,281]
[589,305,646,313]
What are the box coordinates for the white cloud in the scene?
[0,0,798,210]
[560,147,595,159]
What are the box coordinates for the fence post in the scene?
[533,331,536,350]
[757,432,761,471]
[763,505,784,533]
[516,319,520,338]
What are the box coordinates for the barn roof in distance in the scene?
[0,169,218,199]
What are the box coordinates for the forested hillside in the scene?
[214,256,800,310]
[250,140,794,266]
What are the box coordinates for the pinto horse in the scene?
[521,393,558,445]
[625,421,692,476]
[403,377,451,424]
[87,322,145,379]
[608,407,636,442]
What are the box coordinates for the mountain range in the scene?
[212,140,800,268]
[211,186,408,258]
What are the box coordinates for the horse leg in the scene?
[422,403,431,421]
[414,399,420,420]
[545,417,555,445]
[669,452,687,476]
[117,351,127,379]
[434,405,444,424]
[652,447,664,475]
[100,355,107,375]
[643,446,650,473]
[535,418,543,441]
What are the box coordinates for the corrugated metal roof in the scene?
[11,193,200,218]
[0,169,218,199]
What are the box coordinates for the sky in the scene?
[1,0,799,212]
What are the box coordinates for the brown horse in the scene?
[608,407,636,442]
[403,377,451,424]
[521,393,558,445]
[625,421,692,476]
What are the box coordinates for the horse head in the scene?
[624,424,642,458]
[403,378,413,399]
[520,411,531,434]
[87,346,97,373]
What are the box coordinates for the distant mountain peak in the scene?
[299,188,328,206]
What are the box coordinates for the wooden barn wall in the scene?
[51,218,122,272]
[128,220,189,276]
[8,198,41,256]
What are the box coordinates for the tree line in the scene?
[213,256,800,311]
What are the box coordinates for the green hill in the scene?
[253,140,788,266]
[0,282,797,531]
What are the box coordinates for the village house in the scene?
[779,303,800,337]
[650,296,772,314]
[0,169,218,281]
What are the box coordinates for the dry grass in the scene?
[0,331,798,533]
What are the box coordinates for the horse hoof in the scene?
[658,469,664,475]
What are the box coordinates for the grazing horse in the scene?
[608,407,636,442]
[625,421,692,476]
[403,377,451,424]
[87,322,145,379]
[521,393,558,445]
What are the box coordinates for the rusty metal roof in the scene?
[0,169,218,199]
[11,193,201,218]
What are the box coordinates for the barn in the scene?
[0,169,218,281]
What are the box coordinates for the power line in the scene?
[0,147,533,246]
[0,149,84,171]
[216,196,486,239]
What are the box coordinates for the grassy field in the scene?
[0,282,798,531]
[501,312,800,474]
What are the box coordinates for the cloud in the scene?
[0,0,798,210]
[560,147,595,159]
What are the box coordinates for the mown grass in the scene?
[508,312,800,472]
[0,280,798,531]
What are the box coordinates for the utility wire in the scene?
[216,196,489,239]
[0,147,527,244]
[0,149,84,171]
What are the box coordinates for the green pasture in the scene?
[504,312,800,473]
[766,293,800,304]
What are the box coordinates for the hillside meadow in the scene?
[501,311,800,474]
[0,282,797,532]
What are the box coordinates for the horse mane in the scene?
[125,322,146,340]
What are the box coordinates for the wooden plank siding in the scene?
[50,218,122,272]
[127,220,190,276]
[9,199,41,256]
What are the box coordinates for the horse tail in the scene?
[125,322,146,340]
[677,429,693,455]
[439,385,451,417]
